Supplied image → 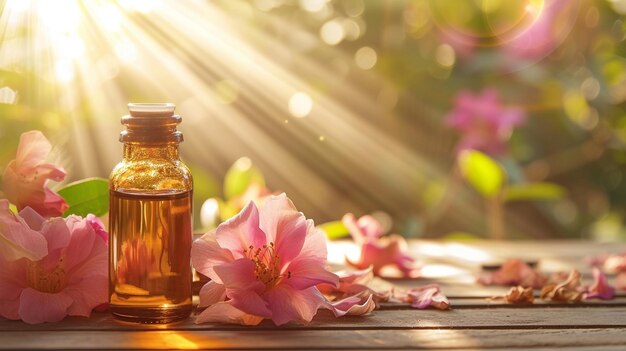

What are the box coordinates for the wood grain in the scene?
[2,307,626,331]
[2,328,626,350]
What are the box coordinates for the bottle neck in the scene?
[123,142,180,161]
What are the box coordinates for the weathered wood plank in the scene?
[2,328,626,350]
[2,307,626,331]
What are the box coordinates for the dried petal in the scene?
[490,286,534,304]
[540,270,582,302]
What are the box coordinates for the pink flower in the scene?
[446,89,526,156]
[478,259,546,289]
[342,213,419,278]
[2,131,68,217]
[395,284,450,310]
[584,268,615,300]
[192,194,339,326]
[0,207,108,324]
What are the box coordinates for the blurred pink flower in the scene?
[0,200,48,262]
[395,284,450,310]
[478,259,546,288]
[192,194,339,326]
[447,89,526,156]
[0,208,108,324]
[588,252,626,274]
[2,131,68,217]
[342,213,419,278]
[502,0,575,61]
[584,268,615,300]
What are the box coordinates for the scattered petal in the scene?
[324,294,376,317]
[584,268,615,300]
[396,284,450,310]
[343,214,419,278]
[478,259,546,288]
[490,286,534,304]
[196,301,263,326]
[540,270,583,302]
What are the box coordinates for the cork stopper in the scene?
[120,103,183,143]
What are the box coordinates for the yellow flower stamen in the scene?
[26,257,67,294]
[246,242,289,288]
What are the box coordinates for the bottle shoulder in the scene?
[109,159,192,192]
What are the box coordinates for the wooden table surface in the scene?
[2,240,626,350]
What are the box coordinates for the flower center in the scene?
[244,242,289,288]
[26,257,67,294]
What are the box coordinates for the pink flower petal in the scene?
[196,301,263,326]
[265,285,326,326]
[283,257,338,290]
[198,281,226,308]
[297,226,328,265]
[227,288,272,319]
[214,258,263,291]
[260,194,308,264]
[13,131,52,170]
[401,284,450,310]
[65,275,108,317]
[86,214,108,244]
[0,200,48,262]
[325,294,376,317]
[584,268,615,300]
[61,216,97,272]
[18,289,73,324]
[18,206,45,231]
[215,201,266,258]
[191,232,234,283]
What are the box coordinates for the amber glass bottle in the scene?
[109,103,193,323]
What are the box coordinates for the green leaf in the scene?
[223,157,265,200]
[58,178,109,217]
[504,182,566,202]
[318,220,350,240]
[458,150,505,198]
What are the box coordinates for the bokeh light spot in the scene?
[288,92,313,118]
[354,46,377,70]
[320,19,345,45]
[435,44,456,67]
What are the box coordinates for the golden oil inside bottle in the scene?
[109,189,192,323]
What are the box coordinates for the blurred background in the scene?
[1,0,626,240]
